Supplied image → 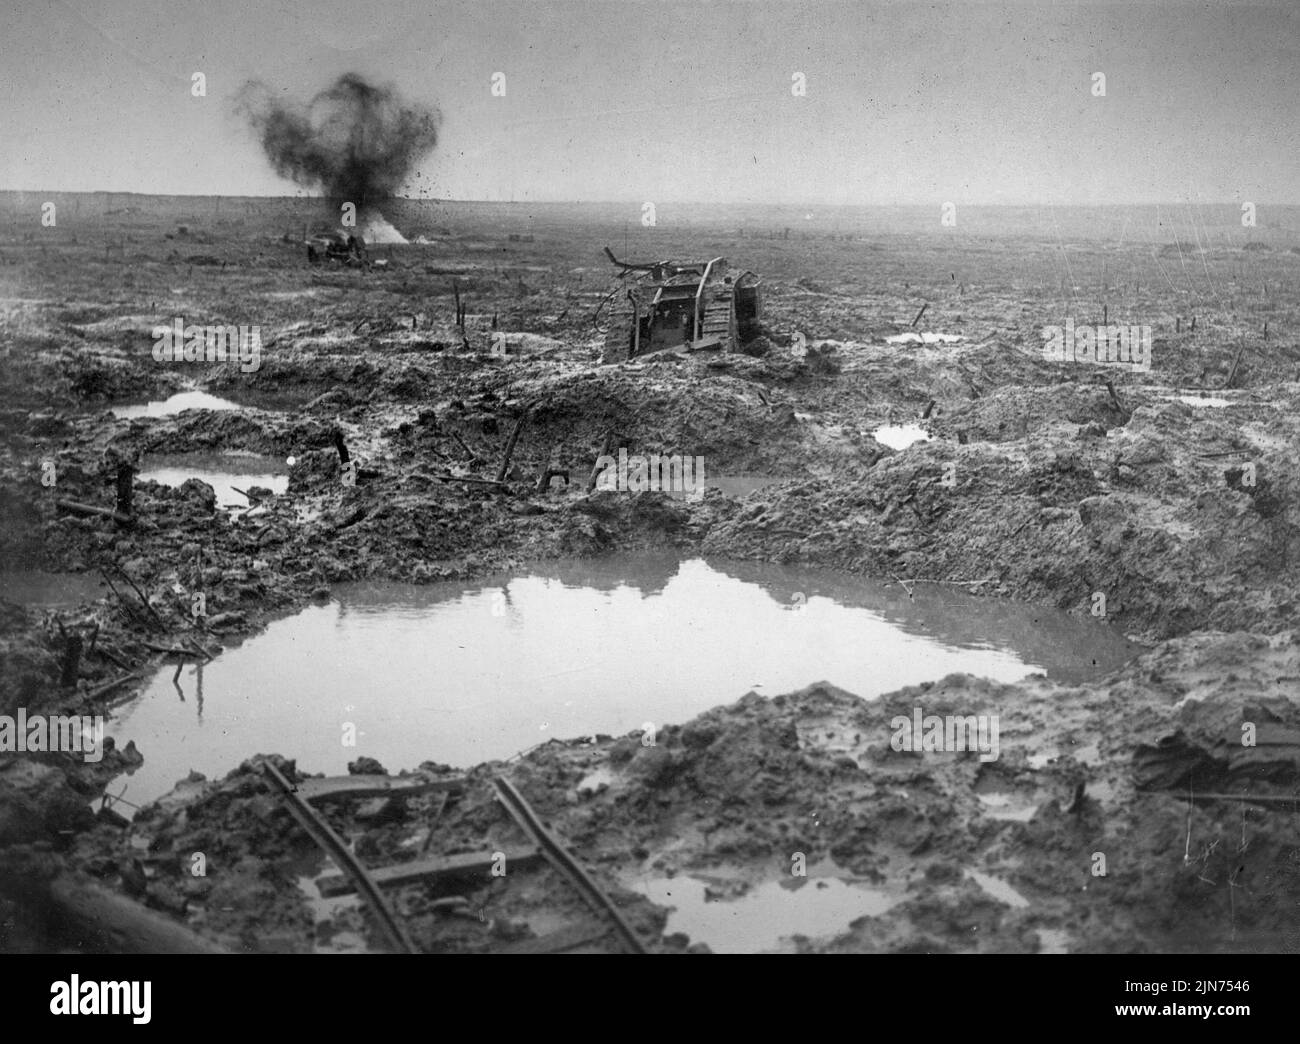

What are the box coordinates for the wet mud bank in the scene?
[21,630,1300,953]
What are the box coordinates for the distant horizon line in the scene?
[1,190,1295,209]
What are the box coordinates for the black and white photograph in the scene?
[0,0,1297,994]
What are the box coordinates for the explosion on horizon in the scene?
[235,73,441,237]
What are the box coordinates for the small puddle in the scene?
[139,453,289,508]
[1173,394,1232,408]
[105,555,1140,808]
[885,332,965,345]
[874,423,933,450]
[0,571,105,608]
[111,391,242,418]
[283,850,372,954]
[632,872,897,953]
[576,766,618,793]
[977,792,1038,823]
[966,869,1030,908]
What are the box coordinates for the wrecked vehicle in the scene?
[601,247,761,362]
[306,229,367,265]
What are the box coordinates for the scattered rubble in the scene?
[2,198,1298,952]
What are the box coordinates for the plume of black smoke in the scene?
[235,73,440,213]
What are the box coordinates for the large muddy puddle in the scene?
[105,555,1141,808]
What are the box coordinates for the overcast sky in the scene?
[2,0,1296,204]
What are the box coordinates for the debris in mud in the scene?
[54,627,1300,954]
[2,188,1298,958]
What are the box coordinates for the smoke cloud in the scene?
[235,73,440,213]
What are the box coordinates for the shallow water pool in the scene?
[138,453,289,507]
[105,555,1141,808]
[111,391,242,418]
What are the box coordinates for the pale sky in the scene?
[1,0,1296,204]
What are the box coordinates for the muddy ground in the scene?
[1,195,1298,952]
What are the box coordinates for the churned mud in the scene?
[1,197,1298,952]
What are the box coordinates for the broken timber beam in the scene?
[142,641,202,657]
[498,922,612,954]
[55,500,133,525]
[86,671,141,700]
[260,760,417,954]
[495,403,532,483]
[316,846,543,898]
[293,774,465,803]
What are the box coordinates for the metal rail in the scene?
[261,760,417,954]
[693,257,722,340]
[492,775,647,954]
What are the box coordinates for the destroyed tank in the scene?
[601,247,761,363]
[306,229,367,265]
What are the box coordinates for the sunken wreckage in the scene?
[601,247,761,363]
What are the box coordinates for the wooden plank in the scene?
[294,774,465,803]
[55,500,133,524]
[261,761,417,954]
[316,845,543,898]
[498,922,611,954]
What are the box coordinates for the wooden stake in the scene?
[59,631,83,689]
[332,429,350,465]
[1105,379,1126,417]
[115,463,135,517]
[495,404,531,484]
[1224,340,1247,389]
[453,279,465,329]
[586,429,615,492]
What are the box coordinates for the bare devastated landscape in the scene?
[1,193,1298,953]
